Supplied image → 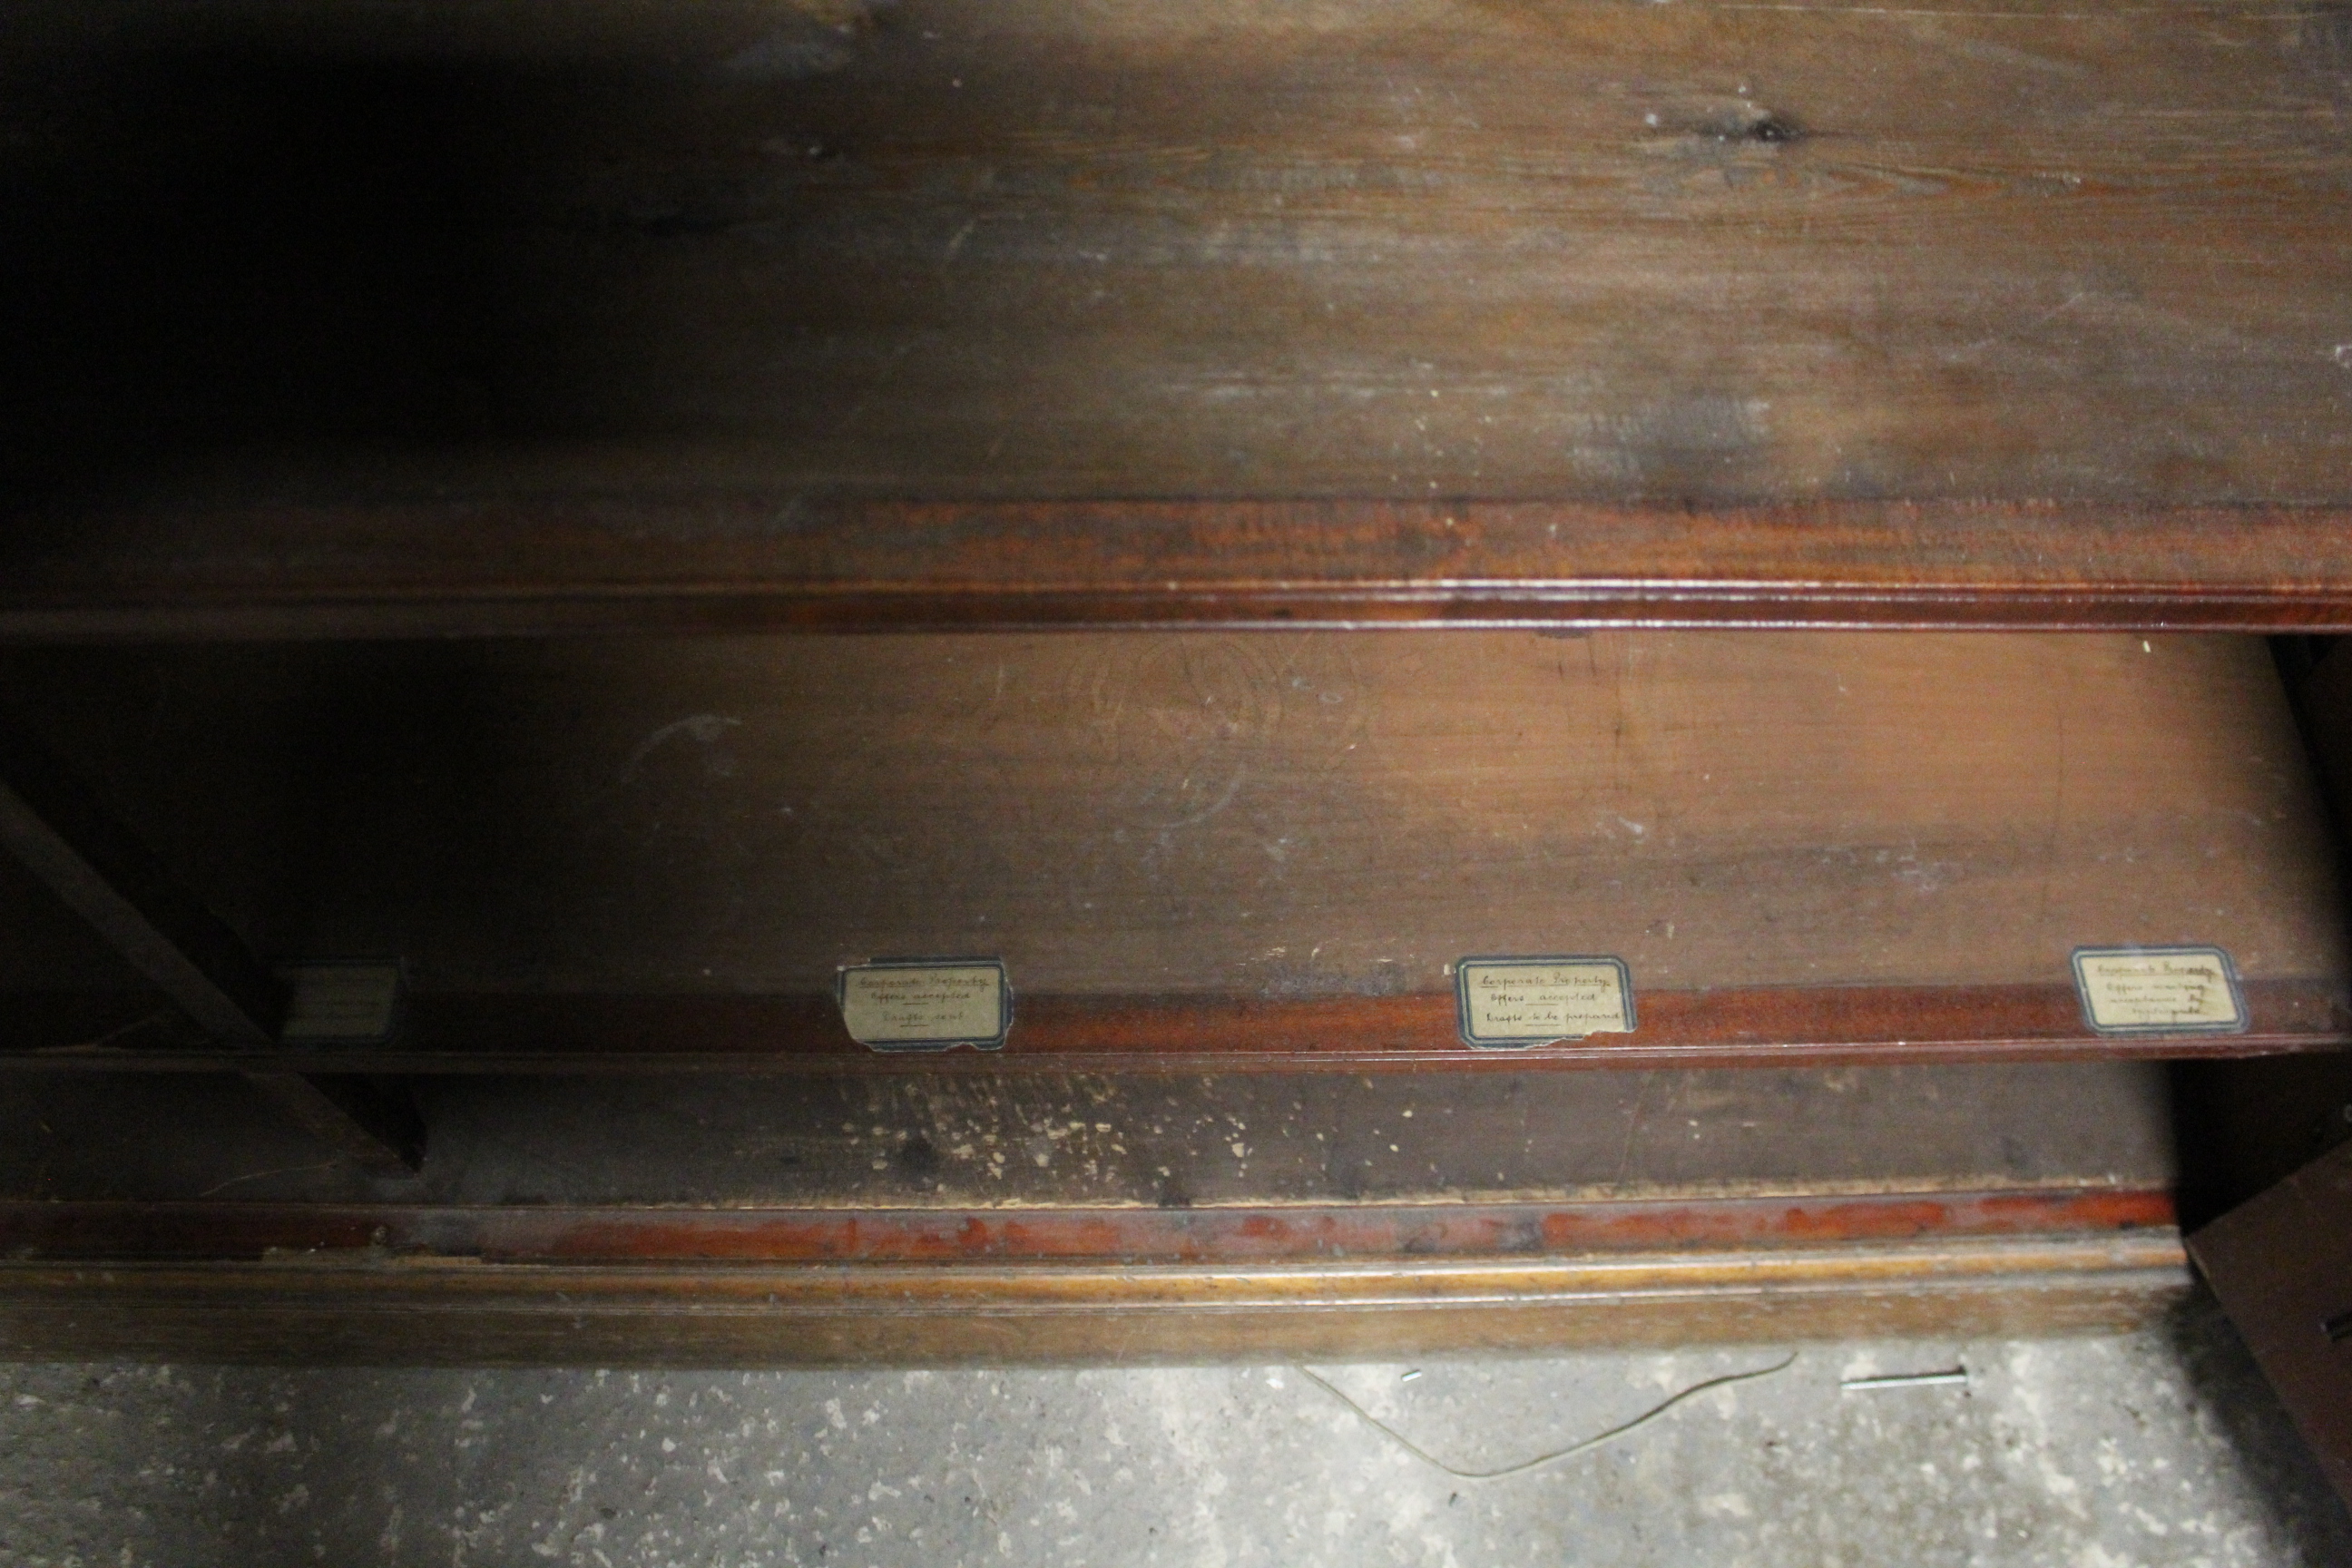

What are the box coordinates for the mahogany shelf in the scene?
[6,1,2352,633]
[2,630,2339,1073]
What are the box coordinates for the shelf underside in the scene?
[5,630,2341,1070]
[8,1,2352,631]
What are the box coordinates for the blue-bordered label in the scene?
[1455,956,1635,1048]
[2069,946,2247,1036]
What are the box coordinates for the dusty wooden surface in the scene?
[0,1062,2188,1363]
[5,1,2352,628]
[0,632,2335,1070]
[0,1063,2179,1208]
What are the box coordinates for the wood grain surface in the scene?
[0,1233,2191,1365]
[5,1,2352,628]
[0,631,2337,1066]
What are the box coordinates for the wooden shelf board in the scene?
[15,501,2352,638]
[8,2,2352,628]
[1,631,2337,1070]
[5,980,2346,1073]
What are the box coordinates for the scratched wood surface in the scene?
[5,0,2352,630]
[0,632,2336,1031]
[0,1063,2180,1209]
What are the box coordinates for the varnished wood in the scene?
[0,1191,2179,1266]
[6,2,2352,628]
[0,632,2334,1068]
[0,1234,2190,1366]
[6,981,2346,1073]
[15,501,2352,639]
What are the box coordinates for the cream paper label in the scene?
[279,962,404,1043]
[1456,956,1635,1047]
[2071,946,2246,1034]
[838,961,1011,1050]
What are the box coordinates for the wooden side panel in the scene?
[2189,1139,2352,1508]
[2288,640,2352,845]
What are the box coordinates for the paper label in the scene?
[278,962,405,1044]
[838,960,1012,1052]
[1456,956,1635,1048]
[2071,946,2247,1035]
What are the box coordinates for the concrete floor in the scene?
[0,1294,2345,1568]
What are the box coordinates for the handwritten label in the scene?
[278,962,404,1044]
[838,960,1012,1052]
[1456,956,1635,1048]
[2072,946,2247,1035]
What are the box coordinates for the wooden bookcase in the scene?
[1,1,2348,1443]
